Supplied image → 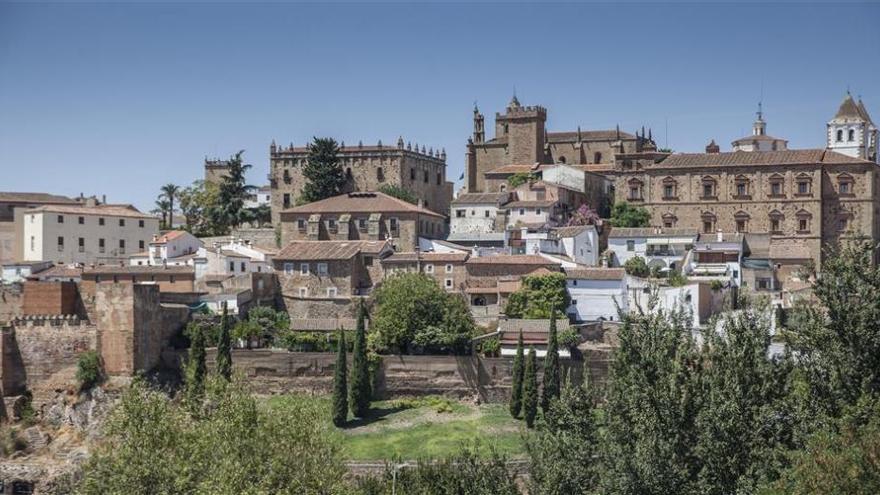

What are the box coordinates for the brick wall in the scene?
[21,281,78,316]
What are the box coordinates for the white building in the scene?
[520,225,599,267]
[628,279,708,328]
[193,239,275,280]
[22,204,159,265]
[504,199,556,228]
[607,227,698,271]
[1,260,52,284]
[244,185,272,209]
[731,104,788,152]
[826,92,877,162]
[683,232,744,287]
[130,230,203,266]
[448,192,510,246]
[564,267,628,322]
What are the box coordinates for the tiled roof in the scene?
[498,318,571,336]
[553,226,591,238]
[832,93,867,121]
[564,267,626,280]
[696,232,744,244]
[451,192,510,205]
[483,164,540,176]
[153,230,192,243]
[504,200,557,209]
[27,265,82,279]
[656,149,872,169]
[0,192,77,204]
[547,130,635,142]
[281,192,443,218]
[466,254,559,266]
[575,163,614,173]
[28,204,155,219]
[382,251,469,263]
[275,240,390,261]
[83,265,195,276]
[609,227,699,238]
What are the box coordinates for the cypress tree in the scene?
[216,302,232,381]
[541,312,561,413]
[523,347,538,428]
[184,322,207,407]
[509,331,525,418]
[349,300,371,418]
[332,329,348,427]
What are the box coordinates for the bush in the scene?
[668,269,688,287]
[478,336,500,357]
[507,172,535,188]
[505,273,570,319]
[609,202,651,227]
[378,184,418,204]
[558,328,580,350]
[623,256,649,278]
[276,330,354,352]
[710,279,724,291]
[76,351,103,390]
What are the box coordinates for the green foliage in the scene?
[506,171,535,188]
[356,444,519,495]
[509,331,524,418]
[276,330,354,352]
[623,256,649,278]
[371,273,475,354]
[234,305,288,347]
[378,184,417,204]
[668,269,688,287]
[610,201,651,228]
[332,329,348,427]
[159,183,180,229]
[478,336,500,357]
[75,378,348,494]
[76,351,103,390]
[523,347,538,428]
[179,180,221,236]
[557,328,580,350]
[215,302,232,381]
[527,372,600,495]
[349,301,371,419]
[710,279,724,291]
[302,137,346,203]
[541,313,560,414]
[184,323,207,409]
[504,273,570,319]
[388,395,459,414]
[209,150,255,232]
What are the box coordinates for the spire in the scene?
[857,97,874,124]
[752,102,767,136]
[648,128,653,141]
[397,136,404,149]
[616,124,620,140]
[509,89,521,108]
[833,91,864,121]
[577,126,582,142]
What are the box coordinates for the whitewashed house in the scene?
[517,225,600,267]
[1,260,52,284]
[607,227,698,271]
[449,192,510,247]
[683,232,745,287]
[129,230,202,266]
[564,267,628,322]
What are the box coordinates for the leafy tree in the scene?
[215,302,232,381]
[507,172,535,188]
[623,256,650,277]
[302,137,346,203]
[179,180,220,235]
[356,444,519,495]
[610,201,651,227]
[247,203,272,228]
[509,331,525,418]
[523,347,538,428]
[371,273,475,353]
[76,351,103,390]
[332,329,348,427]
[527,371,600,495]
[349,300,371,418]
[541,313,561,414]
[210,151,255,232]
[504,273,570,319]
[160,183,180,228]
[184,322,207,408]
[378,184,417,204]
[567,203,600,226]
[76,378,349,494]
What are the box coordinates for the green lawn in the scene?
[265,395,528,461]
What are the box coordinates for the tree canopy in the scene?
[610,201,651,228]
[302,137,346,203]
[504,273,570,319]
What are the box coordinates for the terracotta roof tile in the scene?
[83,265,195,276]
[382,251,469,263]
[564,267,626,280]
[281,192,443,218]
[29,204,155,219]
[656,149,872,169]
[466,254,560,266]
[452,192,510,205]
[553,226,592,238]
[275,240,390,261]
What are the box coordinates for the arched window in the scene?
[848,129,855,142]
[837,129,844,142]
[558,156,567,164]
[594,152,603,163]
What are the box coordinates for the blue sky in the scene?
[1,1,878,212]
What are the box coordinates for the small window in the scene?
[703,221,713,234]
[364,256,374,266]
[297,219,306,231]
[301,263,310,275]
[377,167,384,181]
[78,237,84,252]
[535,208,542,215]
[317,262,328,276]
[299,287,308,297]
[99,238,105,253]
[445,278,453,289]
[663,184,674,198]
[484,210,490,218]
[593,151,602,163]
[139,219,145,228]
[799,219,808,232]
[30,236,34,251]
[57,215,64,223]
[358,218,368,231]
[446,264,453,273]
[119,219,125,227]
[57,236,64,249]
[519,209,525,216]
[736,183,747,197]
[327,219,337,232]
[771,218,781,233]
[703,184,714,198]
[456,209,465,218]
[240,262,246,272]
[848,129,855,142]
[425,264,434,274]
[770,181,782,196]
[436,173,441,185]
[797,181,810,195]
[327,287,338,297]
[229,261,235,272]
[139,240,145,249]
[626,240,635,252]
[284,262,294,274]
[389,218,398,231]
[837,129,844,142]
[410,168,416,180]
[423,170,429,183]
[99,217,105,226]
[283,194,291,208]
[736,219,747,233]
[78,216,84,224]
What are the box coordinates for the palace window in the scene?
[662,213,676,228]
[838,173,854,195]
[662,176,677,199]
[627,178,643,201]
[796,174,812,195]
[701,212,716,234]
[769,174,784,196]
[796,210,811,233]
[734,175,750,198]
[769,210,784,234]
[734,211,750,233]
[701,176,717,199]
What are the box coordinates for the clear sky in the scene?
[1,1,878,212]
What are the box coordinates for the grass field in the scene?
[266,395,528,461]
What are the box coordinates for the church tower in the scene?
[473,104,485,144]
[827,91,877,162]
[494,94,547,165]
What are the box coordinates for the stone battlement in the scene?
[11,314,87,327]
[270,139,447,162]
[496,105,547,119]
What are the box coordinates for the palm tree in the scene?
[153,198,171,229]
[160,183,180,229]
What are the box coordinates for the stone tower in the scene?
[827,91,877,162]
[473,104,485,144]
[494,95,547,165]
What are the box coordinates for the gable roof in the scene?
[0,192,77,204]
[152,230,195,244]
[451,192,510,205]
[552,225,592,238]
[28,204,154,219]
[281,191,444,218]
[275,240,390,261]
[655,149,872,169]
[82,265,195,276]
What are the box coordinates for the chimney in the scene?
[705,139,720,154]
[716,230,723,242]
[417,199,424,209]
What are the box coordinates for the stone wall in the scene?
[0,285,23,323]
[168,350,611,403]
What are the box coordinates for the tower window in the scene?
[594,152,602,163]
[848,129,855,142]
[837,130,844,142]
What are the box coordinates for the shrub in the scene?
[507,172,535,188]
[710,279,724,291]
[558,328,580,350]
[76,351,103,390]
[623,256,649,278]
[478,336,500,357]
[505,273,570,319]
